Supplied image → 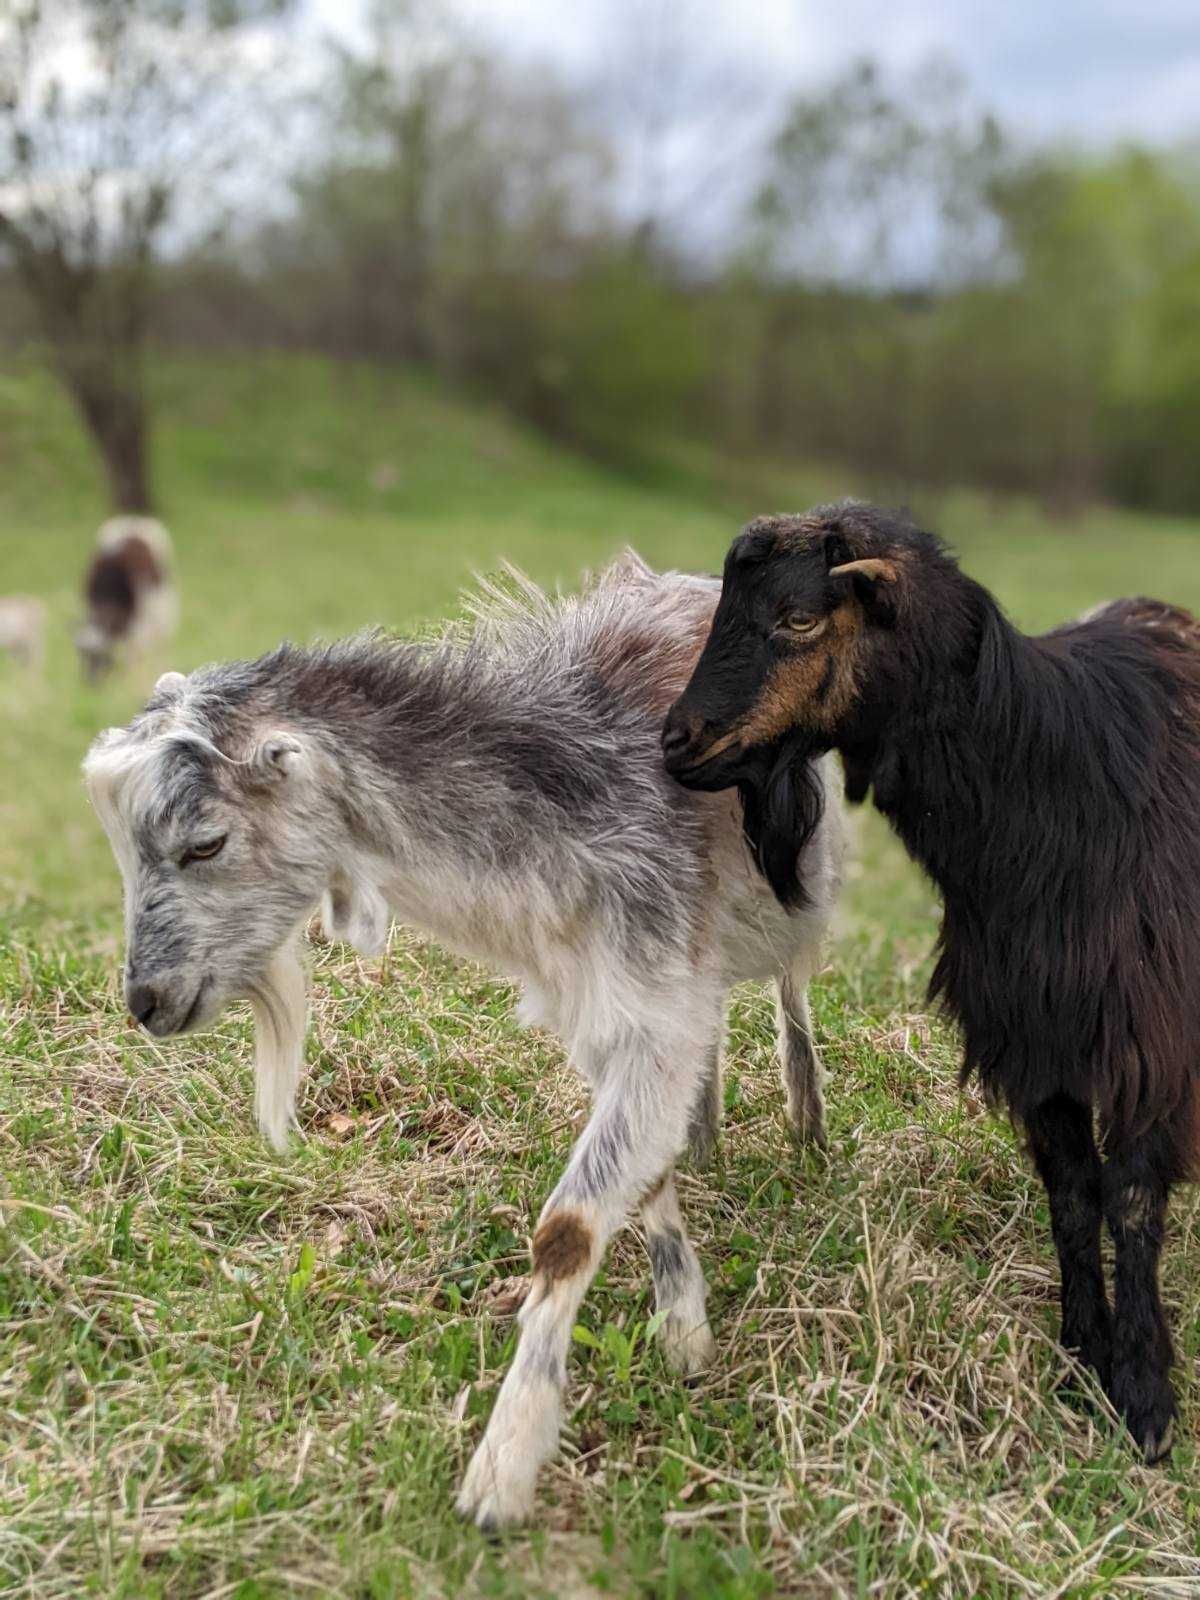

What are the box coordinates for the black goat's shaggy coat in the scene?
[665,504,1200,1460]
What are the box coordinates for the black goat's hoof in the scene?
[1112,1371,1178,1465]
[1139,1417,1175,1465]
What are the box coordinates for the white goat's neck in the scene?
[254,656,591,984]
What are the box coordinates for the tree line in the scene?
[3,0,1200,516]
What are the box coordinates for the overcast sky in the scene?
[307,0,1200,148]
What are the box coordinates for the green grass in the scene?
[2,351,1200,1597]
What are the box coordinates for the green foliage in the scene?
[213,42,1200,512]
[741,72,1200,511]
[10,12,1197,514]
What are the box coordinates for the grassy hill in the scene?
[2,352,1200,1597]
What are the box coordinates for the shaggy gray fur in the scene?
[84,552,844,1529]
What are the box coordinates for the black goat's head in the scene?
[661,503,940,902]
[662,505,916,779]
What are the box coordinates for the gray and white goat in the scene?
[82,554,844,1529]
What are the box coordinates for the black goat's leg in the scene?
[1102,1127,1177,1462]
[1025,1094,1112,1387]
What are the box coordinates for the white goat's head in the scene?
[82,671,345,1145]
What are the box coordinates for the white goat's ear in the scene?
[154,669,187,698]
[250,732,306,782]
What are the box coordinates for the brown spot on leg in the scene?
[532,1211,593,1282]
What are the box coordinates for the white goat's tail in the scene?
[248,934,309,1152]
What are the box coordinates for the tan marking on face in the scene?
[687,724,747,768]
[532,1211,593,1282]
[740,599,864,745]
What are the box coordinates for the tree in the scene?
[755,58,1006,291]
[274,0,613,431]
[586,0,768,268]
[0,0,292,513]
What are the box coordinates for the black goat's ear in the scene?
[823,526,853,570]
[828,556,900,625]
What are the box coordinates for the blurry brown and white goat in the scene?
[82,554,844,1529]
[77,516,178,682]
[0,596,46,672]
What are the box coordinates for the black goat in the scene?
[663,502,1200,1462]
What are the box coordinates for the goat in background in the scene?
[77,516,178,682]
[0,596,46,673]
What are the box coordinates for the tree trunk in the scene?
[73,369,152,508]
[7,234,157,516]
[67,368,154,514]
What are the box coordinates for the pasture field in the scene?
[2,353,1200,1598]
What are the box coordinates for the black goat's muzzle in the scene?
[661,705,746,790]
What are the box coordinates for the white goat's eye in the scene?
[181,835,227,867]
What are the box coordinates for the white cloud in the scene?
[314,0,1200,147]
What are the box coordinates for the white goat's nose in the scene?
[126,979,158,1027]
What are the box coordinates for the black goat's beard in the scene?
[736,731,828,909]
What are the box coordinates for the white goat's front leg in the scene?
[456,1035,707,1531]
[641,1170,715,1374]
[247,931,308,1151]
[777,963,827,1150]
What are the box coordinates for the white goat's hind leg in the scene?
[247,933,308,1151]
[641,1171,716,1374]
[777,965,827,1149]
[456,1033,705,1531]
[685,1035,722,1169]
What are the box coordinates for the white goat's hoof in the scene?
[660,1314,717,1377]
[456,1441,537,1532]
[514,983,556,1031]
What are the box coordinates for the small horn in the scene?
[829,558,898,583]
[154,669,187,699]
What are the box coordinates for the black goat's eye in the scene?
[779,613,824,637]
[181,835,227,867]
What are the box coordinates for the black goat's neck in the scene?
[849,590,1064,904]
